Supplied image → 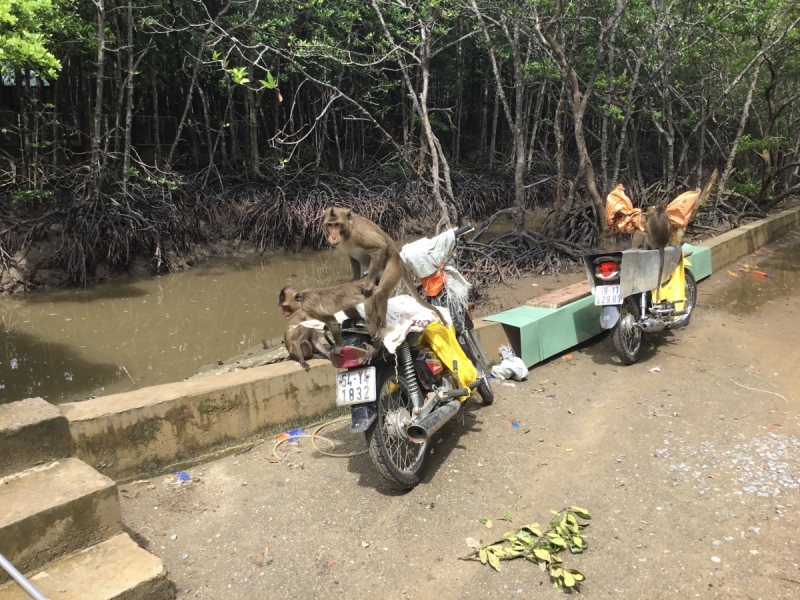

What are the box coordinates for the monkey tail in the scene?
[401,266,447,324]
[656,247,664,303]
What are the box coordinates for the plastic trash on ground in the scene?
[490,345,527,382]
[277,429,308,442]
[173,471,191,482]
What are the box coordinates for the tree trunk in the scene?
[453,25,464,163]
[90,0,106,200]
[717,61,764,205]
[122,0,134,191]
[489,80,499,170]
[152,60,161,167]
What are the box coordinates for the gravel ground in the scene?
[121,231,800,599]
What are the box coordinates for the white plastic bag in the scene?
[490,345,528,381]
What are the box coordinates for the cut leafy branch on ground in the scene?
[464,506,591,591]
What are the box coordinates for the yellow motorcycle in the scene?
[583,247,697,364]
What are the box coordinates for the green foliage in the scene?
[11,188,53,203]
[0,0,64,77]
[467,506,590,592]
[737,134,788,155]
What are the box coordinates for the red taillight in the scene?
[426,360,443,375]
[329,346,366,369]
[597,261,619,278]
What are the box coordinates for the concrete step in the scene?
[0,458,121,583]
[0,397,70,478]
[0,532,174,600]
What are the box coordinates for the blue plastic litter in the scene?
[278,428,308,442]
[173,471,191,482]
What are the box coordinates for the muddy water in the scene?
[705,235,800,315]
[0,249,350,404]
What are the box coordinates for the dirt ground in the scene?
[121,231,800,599]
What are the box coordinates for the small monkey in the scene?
[632,202,671,301]
[280,279,366,355]
[322,207,445,341]
[278,288,331,372]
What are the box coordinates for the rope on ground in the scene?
[272,415,369,461]
[729,378,789,404]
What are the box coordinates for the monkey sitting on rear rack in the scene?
[631,202,671,302]
[279,278,369,364]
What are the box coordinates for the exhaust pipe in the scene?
[407,400,461,444]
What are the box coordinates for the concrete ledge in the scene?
[698,205,800,271]
[60,359,336,481]
[0,397,70,478]
[0,533,173,600]
[0,458,121,583]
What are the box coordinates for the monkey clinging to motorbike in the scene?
[322,207,445,342]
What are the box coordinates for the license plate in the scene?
[595,284,621,306]
[336,367,377,406]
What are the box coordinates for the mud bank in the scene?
[0,232,266,295]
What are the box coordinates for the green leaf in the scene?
[485,519,493,529]
[572,536,585,548]
[502,511,512,522]
[567,569,585,582]
[533,548,551,561]
[563,571,576,587]
[488,552,501,571]
[569,506,591,520]
[479,548,487,564]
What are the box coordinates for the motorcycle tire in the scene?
[477,378,494,405]
[366,364,429,489]
[670,269,697,329]
[612,296,643,365]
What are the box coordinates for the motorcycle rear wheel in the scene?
[612,296,643,365]
[366,365,429,489]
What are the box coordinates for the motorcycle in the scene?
[327,225,493,489]
[583,246,697,364]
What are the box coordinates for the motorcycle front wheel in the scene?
[366,365,429,489]
[612,296,643,365]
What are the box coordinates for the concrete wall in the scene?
[58,207,798,480]
[697,206,800,271]
[60,360,335,481]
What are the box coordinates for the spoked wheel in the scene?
[476,378,494,405]
[671,269,697,329]
[612,296,643,365]
[366,366,428,489]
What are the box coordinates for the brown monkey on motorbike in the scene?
[631,202,671,301]
[278,288,332,372]
[280,279,367,358]
[321,207,444,342]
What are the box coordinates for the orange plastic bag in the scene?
[605,184,643,234]
[666,190,700,231]
[606,185,701,235]
[420,268,446,297]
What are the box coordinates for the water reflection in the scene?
[706,236,800,315]
[0,249,349,404]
